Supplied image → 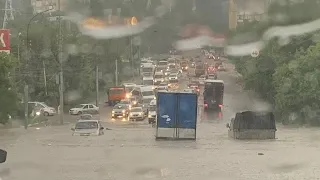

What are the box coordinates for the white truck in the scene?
[142,76,154,86]
[141,63,154,77]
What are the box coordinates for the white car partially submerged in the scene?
[129,107,145,121]
[69,104,99,115]
[71,120,104,136]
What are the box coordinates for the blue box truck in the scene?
[156,91,198,140]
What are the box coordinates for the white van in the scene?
[148,99,156,124]
[140,86,155,100]
[142,76,154,86]
[141,63,154,77]
[153,71,165,85]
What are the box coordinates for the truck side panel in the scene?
[157,93,177,128]
[177,93,197,129]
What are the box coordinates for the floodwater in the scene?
[1,66,320,180]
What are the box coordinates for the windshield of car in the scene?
[119,100,130,104]
[142,67,153,72]
[109,89,124,95]
[143,80,154,85]
[75,121,98,129]
[142,99,153,104]
[40,102,50,107]
[168,60,175,64]
[149,106,156,111]
[169,79,178,83]
[143,72,152,76]
[158,61,167,66]
[142,91,154,96]
[125,87,134,92]
[75,104,85,108]
[131,108,142,112]
[154,75,163,78]
[113,105,125,109]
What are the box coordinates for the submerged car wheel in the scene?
[43,112,49,116]
[77,111,82,115]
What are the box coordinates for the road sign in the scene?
[0,29,10,53]
[132,36,141,46]
[251,49,259,57]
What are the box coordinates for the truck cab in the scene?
[195,63,205,77]
[107,87,126,106]
[203,80,224,111]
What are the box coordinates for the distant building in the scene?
[30,0,75,13]
[229,0,272,29]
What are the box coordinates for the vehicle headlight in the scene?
[168,84,171,86]
[161,79,164,82]
[186,66,188,69]
[36,111,41,116]
[122,110,125,113]
[133,101,137,104]
[165,73,168,75]
[130,113,133,116]
[126,93,131,98]
[154,96,156,100]
[140,112,143,115]
[112,111,115,114]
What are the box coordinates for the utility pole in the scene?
[24,85,28,129]
[43,61,48,95]
[130,37,134,79]
[58,0,64,125]
[115,59,118,86]
[95,64,99,107]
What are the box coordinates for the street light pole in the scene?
[26,7,53,59]
[58,0,64,125]
[25,6,53,129]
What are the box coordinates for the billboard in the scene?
[0,29,10,53]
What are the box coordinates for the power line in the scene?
[2,0,14,28]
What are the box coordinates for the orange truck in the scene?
[107,87,126,106]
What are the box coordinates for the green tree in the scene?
[230,0,320,125]
[0,53,18,124]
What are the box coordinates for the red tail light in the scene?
[218,104,223,108]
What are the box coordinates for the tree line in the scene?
[229,0,320,125]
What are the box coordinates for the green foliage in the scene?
[0,53,18,124]
[231,0,320,125]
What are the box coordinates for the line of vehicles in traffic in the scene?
[106,56,189,124]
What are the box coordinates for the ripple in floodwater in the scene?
[134,167,164,178]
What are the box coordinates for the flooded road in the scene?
[1,66,320,180]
